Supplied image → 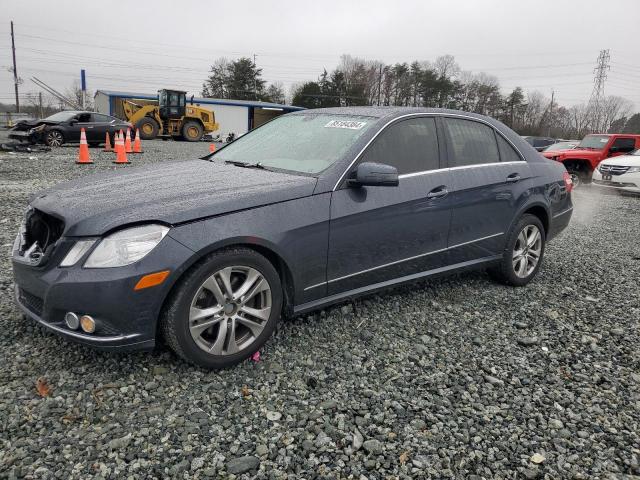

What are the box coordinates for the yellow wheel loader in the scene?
[122,89,219,142]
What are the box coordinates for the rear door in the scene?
[326,116,452,295]
[443,117,530,263]
[90,113,115,143]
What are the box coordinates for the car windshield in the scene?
[44,111,77,122]
[543,142,576,151]
[214,114,375,174]
[577,135,610,150]
[630,149,640,156]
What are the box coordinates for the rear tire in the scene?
[160,248,282,369]
[181,120,204,142]
[136,117,159,140]
[489,214,546,287]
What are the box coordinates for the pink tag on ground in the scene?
[251,351,261,362]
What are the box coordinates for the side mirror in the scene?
[68,119,77,126]
[348,162,399,187]
[609,146,619,153]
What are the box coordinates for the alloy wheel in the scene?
[512,224,542,278]
[189,266,272,355]
[47,131,63,147]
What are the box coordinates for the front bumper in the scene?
[592,169,640,193]
[12,234,195,351]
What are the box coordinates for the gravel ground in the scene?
[1,135,639,479]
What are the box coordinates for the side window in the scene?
[444,118,500,167]
[92,113,111,123]
[360,117,439,175]
[611,137,636,152]
[496,134,523,162]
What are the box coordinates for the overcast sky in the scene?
[2,0,639,110]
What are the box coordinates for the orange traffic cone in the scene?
[124,128,133,153]
[209,143,216,153]
[132,128,143,153]
[102,132,112,152]
[113,131,130,164]
[76,128,93,164]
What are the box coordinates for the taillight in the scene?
[563,171,573,193]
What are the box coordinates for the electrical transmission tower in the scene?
[588,49,610,132]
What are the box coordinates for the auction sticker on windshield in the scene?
[324,120,367,129]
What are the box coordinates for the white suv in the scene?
[592,149,640,194]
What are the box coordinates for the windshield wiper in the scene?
[224,160,266,169]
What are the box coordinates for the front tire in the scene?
[136,117,159,140]
[44,130,64,147]
[181,120,204,142]
[489,214,546,286]
[161,248,282,369]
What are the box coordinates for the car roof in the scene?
[288,106,507,125]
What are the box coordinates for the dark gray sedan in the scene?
[12,107,573,369]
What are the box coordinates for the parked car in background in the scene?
[12,107,573,369]
[548,134,640,187]
[9,111,131,147]
[522,136,556,152]
[592,148,640,194]
[541,140,579,158]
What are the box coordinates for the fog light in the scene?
[65,312,80,330]
[79,315,96,333]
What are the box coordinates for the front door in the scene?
[74,112,95,142]
[443,117,529,263]
[327,116,452,295]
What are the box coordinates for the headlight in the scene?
[627,167,640,174]
[84,224,169,268]
[60,240,96,267]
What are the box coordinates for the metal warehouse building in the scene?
[94,90,303,139]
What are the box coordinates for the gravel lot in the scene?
[1,135,639,479]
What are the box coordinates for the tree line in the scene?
[202,54,638,138]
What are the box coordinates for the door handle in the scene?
[506,173,521,183]
[426,186,449,199]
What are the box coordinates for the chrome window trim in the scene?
[332,112,526,191]
[304,231,504,289]
[396,161,525,180]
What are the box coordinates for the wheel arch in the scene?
[560,158,594,173]
[157,238,297,337]
[502,201,551,252]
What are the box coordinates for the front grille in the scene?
[18,208,65,265]
[18,288,44,316]
[599,164,630,176]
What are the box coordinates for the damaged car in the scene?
[12,107,572,369]
[9,111,131,147]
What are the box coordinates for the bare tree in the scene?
[599,96,633,133]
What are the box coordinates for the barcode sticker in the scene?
[324,120,367,130]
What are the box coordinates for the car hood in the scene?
[558,148,602,159]
[30,159,317,236]
[600,154,640,167]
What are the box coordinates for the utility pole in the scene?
[547,90,554,137]
[11,21,20,113]
[253,54,257,100]
[588,49,610,132]
[38,91,43,118]
[377,65,382,106]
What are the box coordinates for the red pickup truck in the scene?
[543,134,640,187]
